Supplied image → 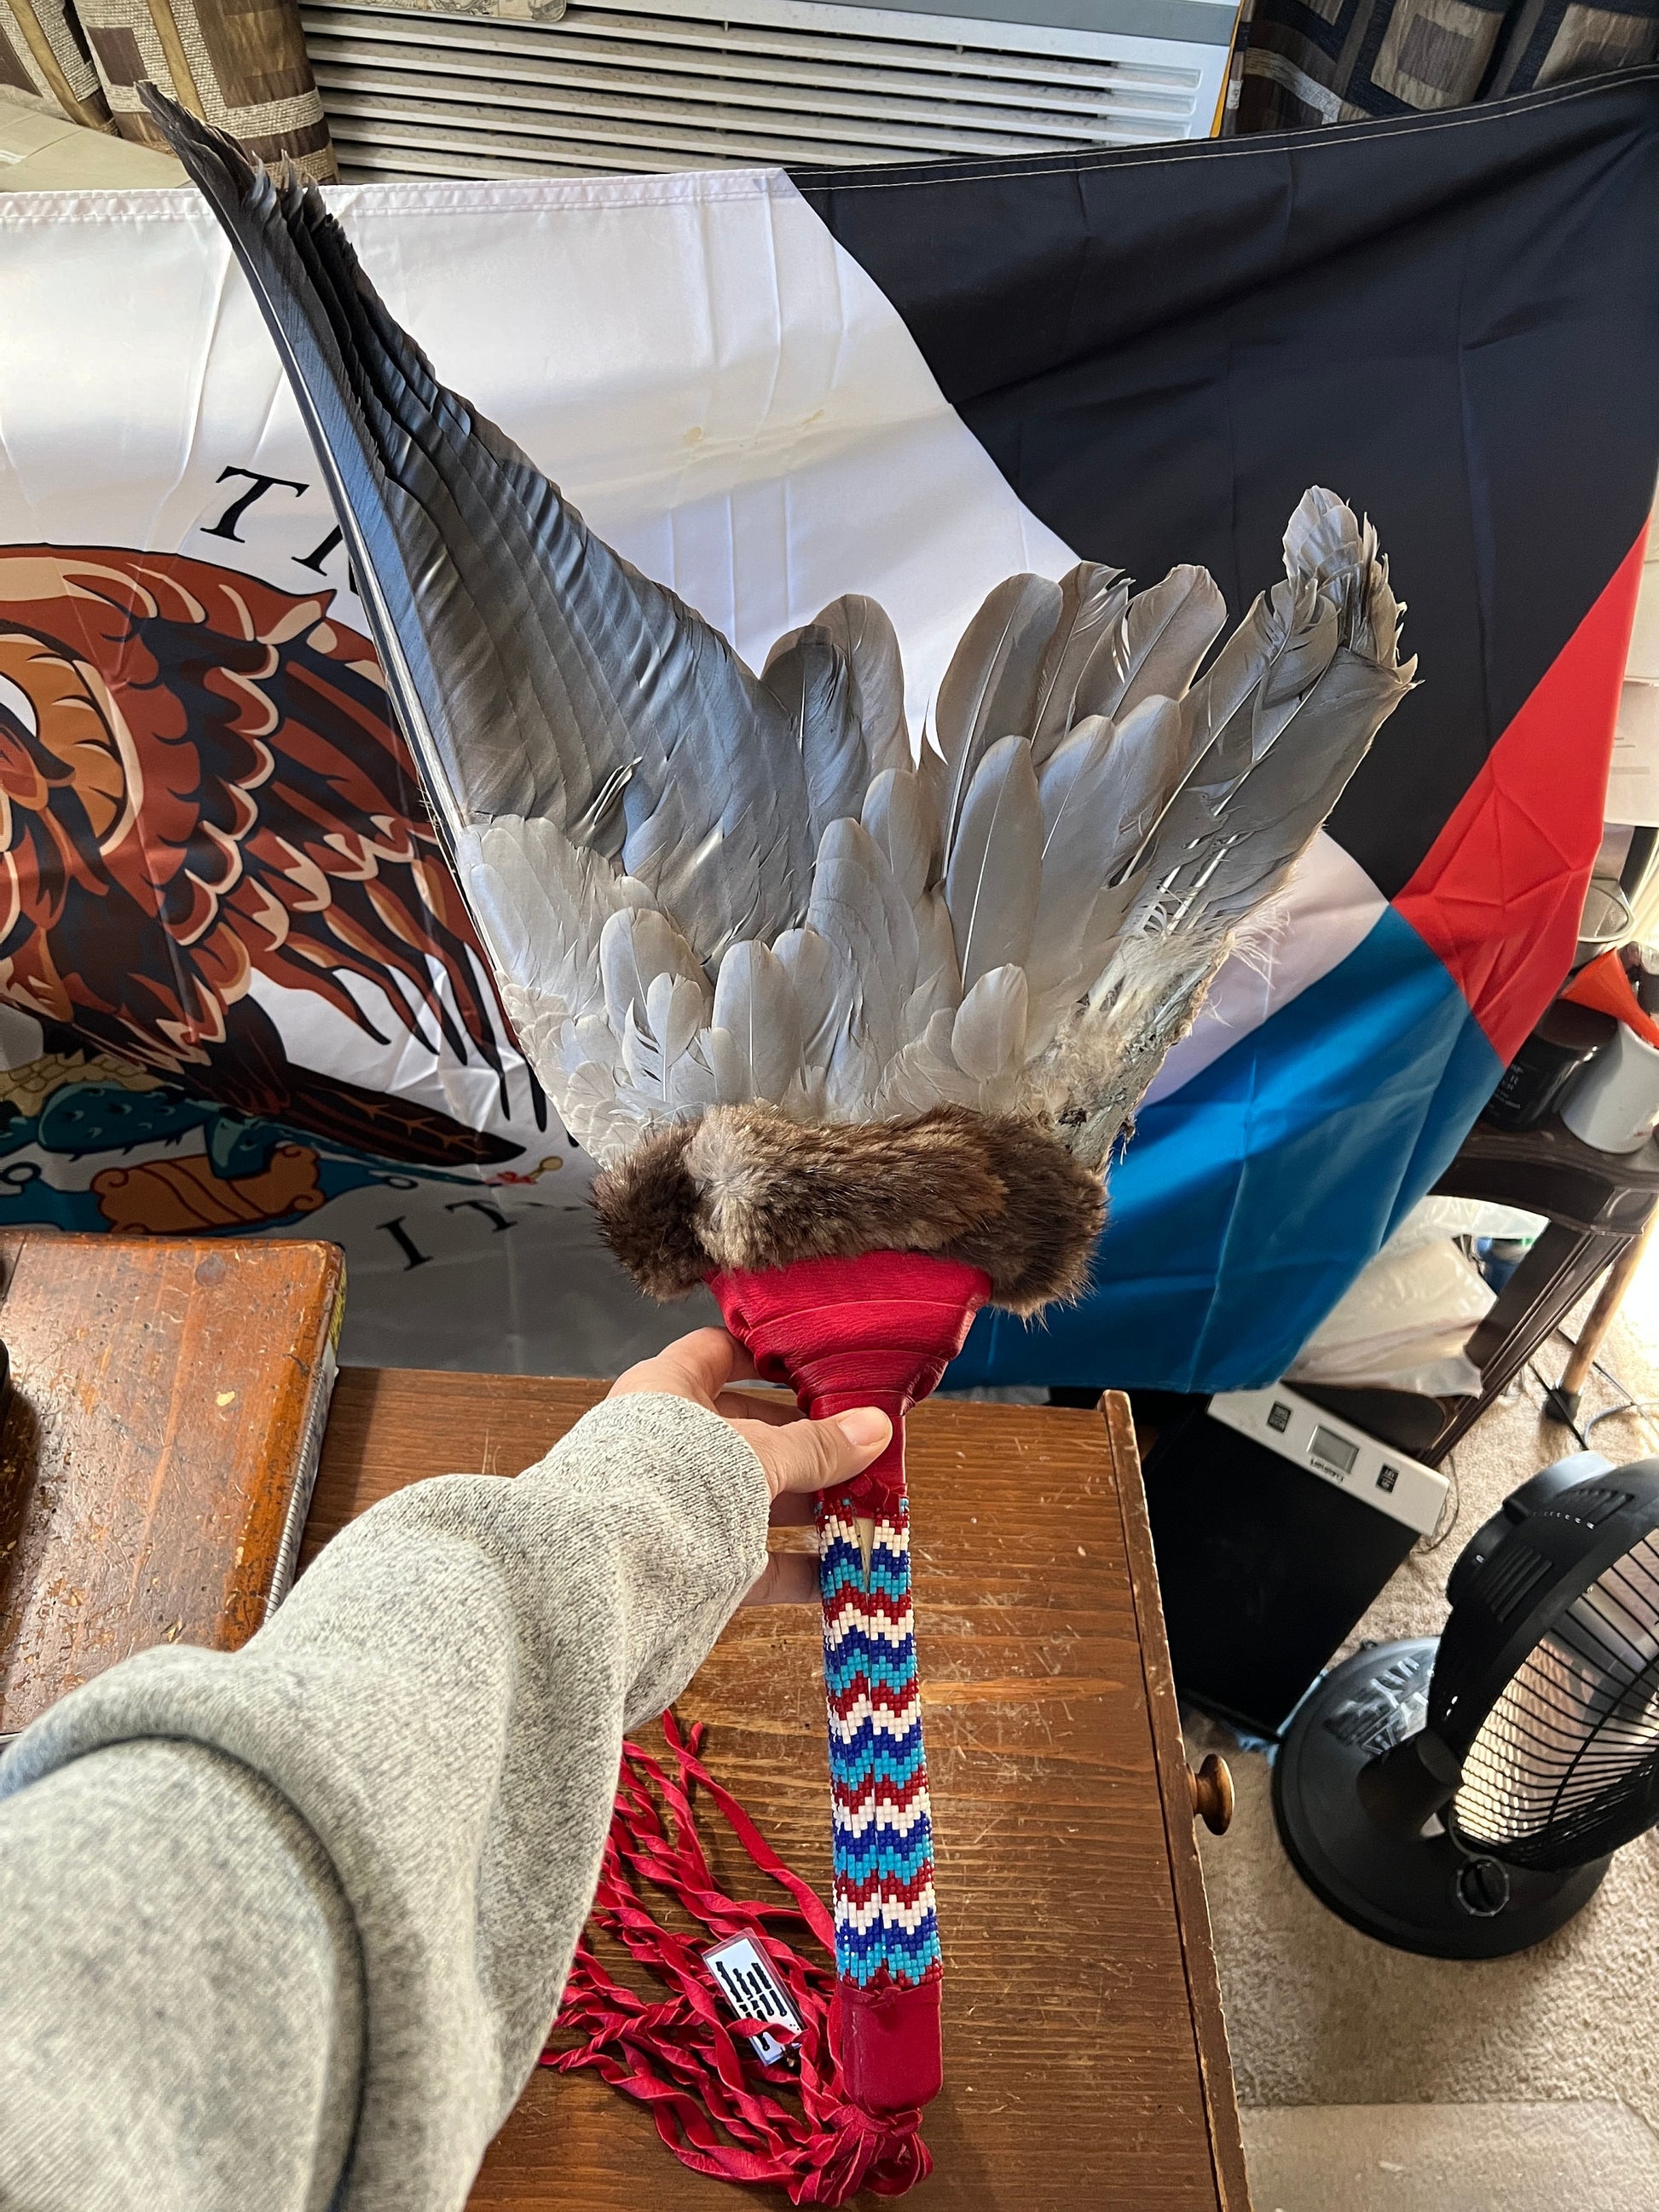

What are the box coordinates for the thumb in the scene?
[739,1405,892,1503]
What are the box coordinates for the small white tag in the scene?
[702,1933,802,2066]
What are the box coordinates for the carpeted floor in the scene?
[1188,1245,1659,2209]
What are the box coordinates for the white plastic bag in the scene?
[1285,1198,1541,1396]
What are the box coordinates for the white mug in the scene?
[1561,1023,1659,1154]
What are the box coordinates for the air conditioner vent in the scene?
[302,0,1226,182]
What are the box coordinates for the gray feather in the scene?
[699,1027,751,1106]
[931,574,1063,847]
[762,626,868,846]
[1172,646,1413,925]
[648,971,706,1067]
[1182,584,1295,757]
[1183,489,1383,760]
[599,906,708,1038]
[1117,573,1342,895]
[622,970,709,1100]
[908,890,962,1028]
[1286,491,1410,671]
[811,594,910,777]
[807,817,920,1105]
[876,1006,962,1115]
[561,1011,621,1075]
[945,735,1042,992]
[1021,702,1182,1046]
[1285,484,1368,596]
[1028,564,1130,763]
[951,965,1029,1084]
[862,768,938,904]
[774,925,846,1076]
[1081,566,1227,727]
[713,939,803,1104]
[1107,696,1188,847]
[458,815,617,1025]
[1050,491,1414,1164]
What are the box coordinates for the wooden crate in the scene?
[0,1233,344,1733]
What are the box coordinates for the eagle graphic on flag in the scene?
[0,68,1656,1378]
[0,546,521,1205]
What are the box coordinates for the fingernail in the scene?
[835,1408,891,1451]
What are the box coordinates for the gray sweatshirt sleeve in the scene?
[0,1391,772,2212]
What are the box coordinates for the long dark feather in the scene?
[142,84,816,967]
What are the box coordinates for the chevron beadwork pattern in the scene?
[818,1499,942,1990]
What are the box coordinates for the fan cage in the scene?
[1454,1528,1659,1871]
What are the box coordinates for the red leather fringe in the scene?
[546,1714,933,2204]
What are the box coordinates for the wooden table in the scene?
[0,1234,341,1734]
[308,1372,1250,2211]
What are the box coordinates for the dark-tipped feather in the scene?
[142,83,816,967]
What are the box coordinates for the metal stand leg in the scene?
[1545,1212,1657,1428]
[1427,1223,1630,1461]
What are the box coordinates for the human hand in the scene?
[608,1327,891,1604]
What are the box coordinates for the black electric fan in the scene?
[1274,1451,1659,1955]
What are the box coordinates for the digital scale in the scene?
[1141,1384,1452,1737]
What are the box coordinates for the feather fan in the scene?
[148,84,1415,2190]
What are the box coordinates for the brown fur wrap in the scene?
[592,1105,1104,1315]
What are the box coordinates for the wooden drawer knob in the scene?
[1188,1753,1234,1836]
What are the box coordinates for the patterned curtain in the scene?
[1235,0,1659,128]
[1,0,108,127]
[0,0,333,176]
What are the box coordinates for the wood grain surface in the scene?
[0,1233,343,1731]
[309,1370,1247,2211]
[1107,1395,1252,2212]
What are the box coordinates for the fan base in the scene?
[1273,1639,1610,1959]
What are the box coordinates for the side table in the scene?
[307,1372,1251,2211]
